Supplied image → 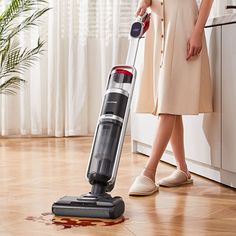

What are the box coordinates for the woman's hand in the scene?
[186,0,213,60]
[135,0,152,16]
[186,30,203,60]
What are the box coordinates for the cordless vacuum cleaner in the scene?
[52,13,151,219]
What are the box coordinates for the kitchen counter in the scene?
[206,12,236,28]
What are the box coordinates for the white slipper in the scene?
[158,170,193,187]
[128,175,159,196]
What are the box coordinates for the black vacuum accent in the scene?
[52,12,151,219]
[131,22,143,38]
[101,93,128,118]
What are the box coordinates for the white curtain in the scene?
[0,0,235,137]
[0,0,137,137]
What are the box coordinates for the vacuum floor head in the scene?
[52,193,125,219]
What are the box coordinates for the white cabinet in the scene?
[222,24,236,173]
[182,26,222,168]
[131,113,158,157]
[131,22,236,188]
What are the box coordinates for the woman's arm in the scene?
[186,0,214,60]
[136,0,152,16]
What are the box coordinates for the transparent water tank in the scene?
[87,68,133,186]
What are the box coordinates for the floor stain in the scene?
[25,212,128,230]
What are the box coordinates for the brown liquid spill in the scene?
[26,212,128,230]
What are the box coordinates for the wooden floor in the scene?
[0,136,236,236]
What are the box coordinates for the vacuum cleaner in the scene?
[52,12,151,219]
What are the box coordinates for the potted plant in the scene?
[0,0,50,95]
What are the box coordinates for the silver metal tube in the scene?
[99,115,124,124]
[126,37,141,67]
[105,88,129,97]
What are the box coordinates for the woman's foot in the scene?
[177,163,191,179]
[158,169,193,187]
[128,175,159,196]
[179,168,191,179]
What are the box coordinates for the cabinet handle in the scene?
[226,5,236,9]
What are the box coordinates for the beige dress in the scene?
[134,0,213,116]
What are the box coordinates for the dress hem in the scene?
[134,110,214,116]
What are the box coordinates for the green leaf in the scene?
[0,0,50,95]
[0,76,25,95]
[0,40,10,66]
[4,7,50,44]
[0,38,45,79]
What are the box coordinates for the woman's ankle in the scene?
[141,167,156,182]
[177,167,191,179]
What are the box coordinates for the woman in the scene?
[129,0,214,196]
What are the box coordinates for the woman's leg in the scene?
[170,115,191,178]
[142,114,177,182]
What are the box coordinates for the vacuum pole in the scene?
[126,37,140,67]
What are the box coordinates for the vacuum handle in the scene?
[126,12,151,66]
[130,12,151,39]
[139,12,151,36]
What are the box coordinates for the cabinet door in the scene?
[182,26,221,168]
[222,24,236,173]
[131,113,158,146]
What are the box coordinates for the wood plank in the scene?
[0,136,235,235]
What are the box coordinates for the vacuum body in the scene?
[52,13,151,219]
[87,66,136,193]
